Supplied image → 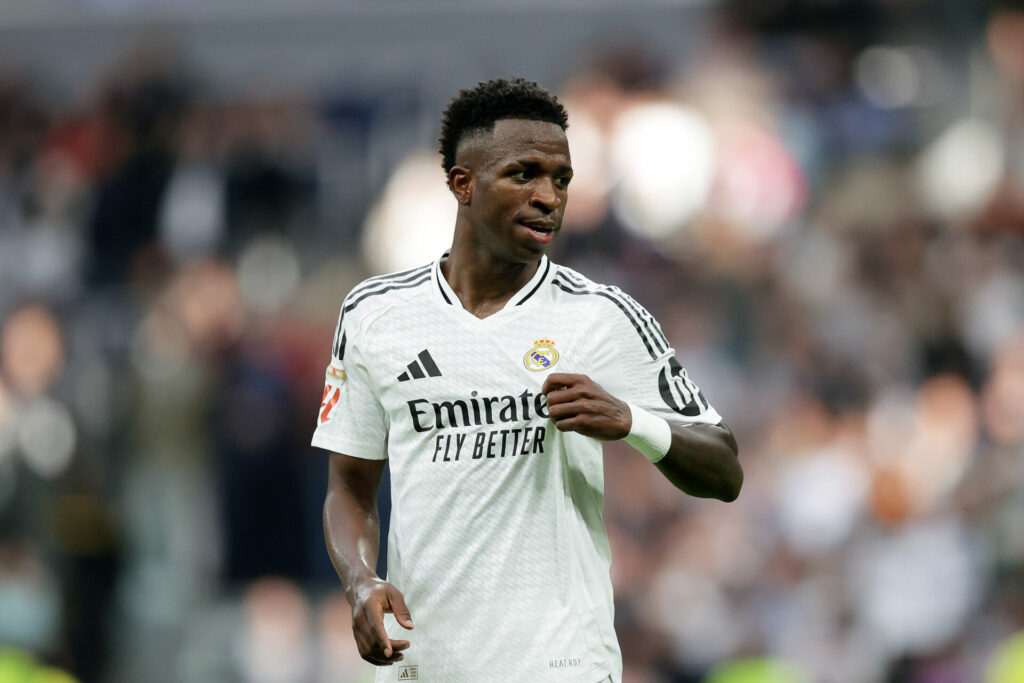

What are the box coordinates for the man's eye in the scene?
[556,176,572,189]
[511,170,531,180]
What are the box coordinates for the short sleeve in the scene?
[310,301,388,459]
[588,288,722,427]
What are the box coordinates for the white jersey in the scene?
[312,252,722,683]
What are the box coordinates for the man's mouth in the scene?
[519,220,557,244]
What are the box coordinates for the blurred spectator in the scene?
[87,62,188,288]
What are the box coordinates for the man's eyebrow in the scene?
[515,160,574,174]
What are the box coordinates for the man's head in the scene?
[440,78,573,262]
[439,78,568,176]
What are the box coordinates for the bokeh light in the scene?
[609,102,716,239]
[561,105,611,232]
[363,150,456,274]
[987,11,1024,82]
[238,578,313,683]
[707,122,806,240]
[859,47,918,108]
[851,520,980,653]
[988,631,1024,683]
[237,236,301,315]
[16,398,76,480]
[983,332,1024,445]
[917,118,1004,220]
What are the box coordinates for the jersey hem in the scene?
[373,664,611,683]
[669,407,723,427]
[310,434,386,460]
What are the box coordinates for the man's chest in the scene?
[364,306,599,450]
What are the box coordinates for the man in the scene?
[314,78,742,682]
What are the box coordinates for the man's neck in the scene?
[441,238,541,320]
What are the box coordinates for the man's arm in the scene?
[324,453,414,665]
[653,421,741,501]
[542,373,742,502]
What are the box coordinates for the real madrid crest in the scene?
[524,338,559,372]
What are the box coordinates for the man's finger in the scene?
[366,657,397,666]
[547,402,582,420]
[542,373,584,394]
[548,397,604,420]
[366,604,393,657]
[386,586,415,630]
[544,386,589,406]
[552,416,583,433]
[369,650,404,665]
[389,639,412,651]
[366,639,410,665]
[353,614,377,656]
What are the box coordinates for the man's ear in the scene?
[448,166,472,206]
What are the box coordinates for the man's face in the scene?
[453,119,572,262]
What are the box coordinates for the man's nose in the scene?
[530,178,560,212]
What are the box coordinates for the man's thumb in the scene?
[388,586,415,630]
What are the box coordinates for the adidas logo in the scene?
[397,350,442,382]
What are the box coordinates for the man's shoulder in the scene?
[550,262,669,358]
[549,263,641,310]
[340,262,435,327]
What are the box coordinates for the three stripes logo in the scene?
[397,350,442,382]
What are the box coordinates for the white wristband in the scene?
[624,403,672,463]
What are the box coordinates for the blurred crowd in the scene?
[2,1,1024,682]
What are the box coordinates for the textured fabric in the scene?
[312,253,722,683]
[624,402,672,463]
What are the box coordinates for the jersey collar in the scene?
[433,251,553,312]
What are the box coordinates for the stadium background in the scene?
[2,0,1024,681]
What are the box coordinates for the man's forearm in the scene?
[655,423,742,501]
[323,457,385,600]
[323,455,413,664]
[324,491,379,586]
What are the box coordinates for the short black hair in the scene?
[438,78,568,174]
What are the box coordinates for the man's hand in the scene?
[348,576,415,666]
[542,373,631,440]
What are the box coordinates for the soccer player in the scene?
[315,78,742,682]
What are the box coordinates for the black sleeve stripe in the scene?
[363,263,432,285]
[558,269,586,286]
[331,265,433,361]
[331,305,347,361]
[553,274,667,356]
[608,287,667,355]
[610,286,670,352]
[555,269,669,354]
[349,264,432,300]
[515,259,551,306]
[551,276,658,360]
[334,331,347,362]
[614,288,669,347]
[343,273,432,313]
